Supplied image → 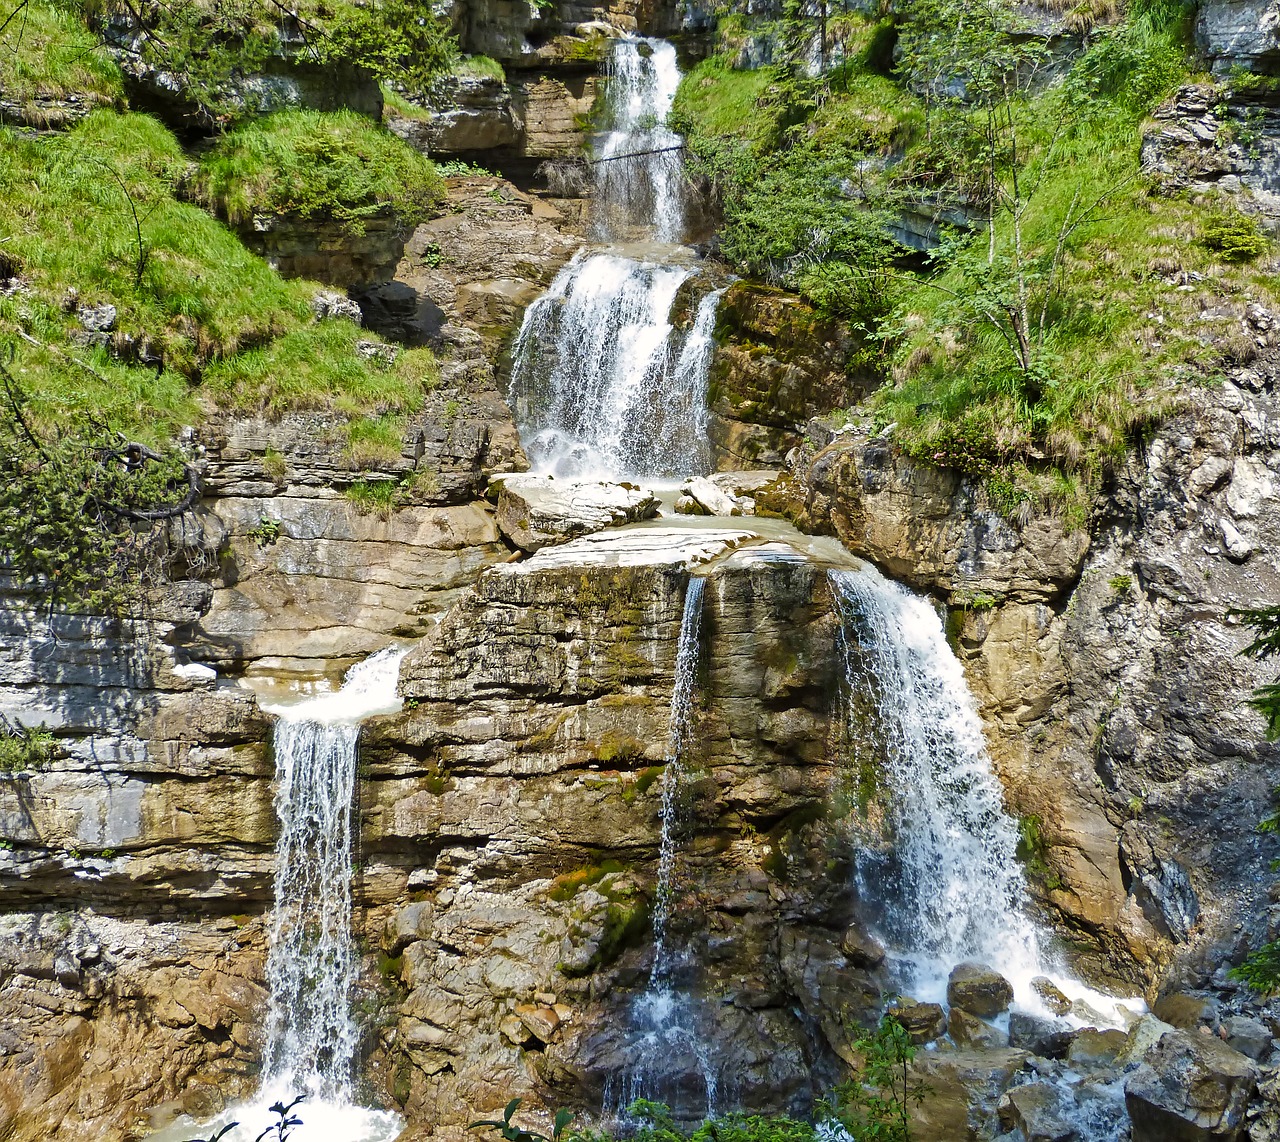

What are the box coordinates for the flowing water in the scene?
[611,577,719,1117]
[829,567,1138,1022]
[507,37,723,482]
[149,648,407,1142]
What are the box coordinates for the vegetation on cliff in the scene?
[676,0,1279,513]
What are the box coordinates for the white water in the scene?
[595,38,687,242]
[829,568,1138,1024]
[150,648,407,1142]
[508,37,723,483]
[613,577,719,1118]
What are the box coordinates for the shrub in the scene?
[1201,212,1269,263]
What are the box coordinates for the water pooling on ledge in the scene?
[150,648,407,1142]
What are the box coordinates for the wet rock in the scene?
[1125,1028,1258,1141]
[997,1081,1077,1142]
[839,925,885,969]
[675,476,744,517]
[1222,1014,1272,1061]
[1067,1028,1127,1069]
[892,999,947,1045]
[908,1048,1030,1142]
[1032,976,1072,1016]
[947,961,1014,1017]
[1154,992,1220,1031]
[1008,1013,1076,1059]
[949,1005,1009,1050]
[489,474,659,552]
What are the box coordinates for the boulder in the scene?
[1154,992,1220,1031]
[839,925,885,969]
[489,474,659,552]
[1031,976,1073,1016]
[997,1082,1077,1142]
[949,1006,1008,1050]
[675,476,742,517]
[947,961,1014,1017]
[1125,1028,1258,1142]
[891,1000,947,1045]
[1222,1014,1272,1061]
[1067,1028,1127,1069]
[1008,1013,1076,1059]
[1118,1013,1178,1066]
[908,1049,1030,1142]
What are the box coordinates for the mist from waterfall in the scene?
[508,37,723,483]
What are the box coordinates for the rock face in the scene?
[709,282,871,469]
[765,363,1280,988]
[1125,1028,1258,1141]
[1196,0,1280,75]
[357,526,891,1127]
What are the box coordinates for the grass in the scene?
[0,0,122,112]
[0,108,438,442]
[676,3,1280,512]
[192,109,445,231]
[453,54,505,83]
[381,84,432,122]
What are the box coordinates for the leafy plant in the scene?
[830,1014,929,1142]
[1201,212,1269,263]
[249,517,282,546]
[0,715,55,773]
[254,1096,306,1142]
[1231,604,1280,739]
[183,1123,238,1142]
[470,1098,573,1142]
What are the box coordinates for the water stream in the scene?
[612,577,719,1118]
[507,36,722,483]
[150,649,407,1142]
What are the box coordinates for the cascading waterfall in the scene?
[829,567,1042,1002]
[610,577,719,1118]
[154,649,407,1142]
[594,38,687,242]
[828,567,1138,1027]
[507,36,723,482]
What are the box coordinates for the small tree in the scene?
[1233,604,1280,739]
[832,1014,929,1142]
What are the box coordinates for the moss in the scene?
[761,802,826,881]
[594,732,646,766]
[634,765,665,797]
[547,860,626,903]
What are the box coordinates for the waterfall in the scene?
[153,649,407,1142]
[828,567,1043,1002]
[507,37,723,483]
[611,577,718,1119]
[594,38,687,243]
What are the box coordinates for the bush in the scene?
[193,109,444,231]
[1201,212,1269,263]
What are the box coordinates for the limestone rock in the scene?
[997,1081,1077,1142]
[839,925,885,969]
[1125,1028,1258,1142]
[1119,1014,1179,1066]
[908,1048,1030,1142]
[1196,0,1280,73]
[1008,1013,1076,1059]
[946,961,1014,1017]
[311,290,363,324]
[1032,976,1072,1016]
[489,474,659,551]
[1067,1028,1127,1068]
[1222,1014,1272,1061]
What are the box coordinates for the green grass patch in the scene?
[454,54,505,82]
[381,84,432,122]
[192,109,445,231]
[0,0,122,112]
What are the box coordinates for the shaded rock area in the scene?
[236,210,410,288]
[1197,0,1280,75]
[355,526,890,1129]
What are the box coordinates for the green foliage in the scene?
[193,110,444,231]
[249,516,281,546]
[603,1101,816,1142]
[1201,212,1270,263]
[1232,941,1280,995]
[0,715,55,773]
[344,478,400,517]
[1231,604,1280,739]
[86,0,456,125]
[0,0,122,112]
[0,363,201,610]
[830,1015,928,1142]
[470,1099,573,1142]
[1109,574,1133,594]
